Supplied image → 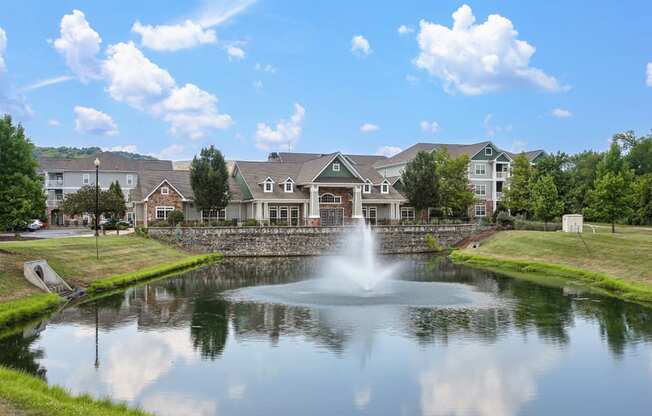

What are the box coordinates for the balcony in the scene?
[495,171,510,179]
[46,179,64,187]
[496,192,503,200]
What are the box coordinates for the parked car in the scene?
[27,219,44,232]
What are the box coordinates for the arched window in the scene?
[319,193,341,204]
[363,179,372,194]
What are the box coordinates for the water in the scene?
[2,255,652,416]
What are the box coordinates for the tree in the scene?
[625,134,652,175]
[632,174,652,225]
[401,151,439,220]
[530,175,564,230]
[0,115,46,235]
[501,154,533,217]
[531,152,572,211]
[190,146,230,218]
[567,151,602,213]
[587,172,633,233]
[61,186,110,225]
[597,142,628,177]
[434,149,474,217]
[105,181,127,234]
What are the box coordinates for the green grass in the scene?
[0,235,192,300]
[86,253,222,294]
[452,226,652,304]
[0,366,150,416]
[0,294,62,329]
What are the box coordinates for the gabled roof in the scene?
[130,170,243,202]
[269,152,387,165]
[38,152,173,172]
[233,161,306,200]
[296,152,365,184]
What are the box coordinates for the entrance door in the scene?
[320,208,343,226]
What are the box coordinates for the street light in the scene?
[94,157,100,260]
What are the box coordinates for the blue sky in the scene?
[0,0,651,160]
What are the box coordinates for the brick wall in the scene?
[147,183,184,221]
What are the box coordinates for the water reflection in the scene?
[0,256,651,415]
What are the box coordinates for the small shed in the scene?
[562,214,583,233]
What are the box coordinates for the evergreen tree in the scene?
[587,172,634,233]
[190,146,230,218]
[105,181,127,233]
[401,151,439,220]
[0,115,46,235]
[530,175,564,231]
[501,154,532,217]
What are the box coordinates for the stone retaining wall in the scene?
[148,224,493,257]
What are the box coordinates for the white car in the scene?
[27,219,44,231]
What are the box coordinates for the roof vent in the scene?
[268,152,280,161]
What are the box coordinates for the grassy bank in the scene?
[452,226,652,303]
[86,253,222,294]
[0,294,62,329]
[0,367,150,416]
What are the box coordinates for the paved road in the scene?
[0,228,92,240]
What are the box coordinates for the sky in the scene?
[0,0,651,161]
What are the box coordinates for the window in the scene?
[279,207,289,222]
[475,204,486,217]
[269,206,278,223]
[332,162,340,172]
[363,206,377,225]
[474,164,486,175]
[284,181,293,193]
[380,180,389,194]
[126,175,134,186]
[155,206,175,220]
[82,173,90,185]
[202,209,226,221]
[474,184,487,197]
[319,193,342,204]
[484,147,493,156]
[161,186,169,195]
[363,180,372,194]
[263,178,274,193]
[401,207,415,220]
[290,207,299,226]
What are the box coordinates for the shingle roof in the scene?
[130,171,243,202]
[374,142,493,168]
[271,152,387,165]
[505,149,545,161]
[38,152,173,172]
[234,161,307,200]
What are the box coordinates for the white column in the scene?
[143,202,148,227]
[352,185,363,219]
[309,185,320,218]
[263,202,269,222]
[492,162,497,212]
[255,202,263,221]
[303,202,309,224]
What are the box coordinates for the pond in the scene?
[1,255,652,416]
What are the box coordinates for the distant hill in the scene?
[35,146,157,160]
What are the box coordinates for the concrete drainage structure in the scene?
[23,260,74,297]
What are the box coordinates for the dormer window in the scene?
[380,180,389,194]
[363,180,372,194]
[485,147,493,156]
[161,186,169,195]
[332,162,340,172]
[283,178,294,193]
[263,177,274,193]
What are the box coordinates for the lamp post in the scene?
[94,157,100,260]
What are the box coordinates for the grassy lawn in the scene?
[0,235,191,301]
[466,227,652,284]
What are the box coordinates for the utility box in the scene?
[562,214,583,233]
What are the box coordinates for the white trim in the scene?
[262,177,274,193]
[400,207,415,220]
[82,173,90,185]
[473,163,486,175]
[155,206,175,220]
[380,179,390,194]
[332,162,340,172]
[160,186,169,195]
[310,153,365,183]
[363,179,372,194]
[319,193,342,204]
[474,183,487,197]
[484,147,493,156]
[474,203,486,217]
[494,151,513,162]
[144,180,188,201]
[126,174,134,186]
[283,177,294,193]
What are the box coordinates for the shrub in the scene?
[514,219,562,231]
[243,219,260,226]
[168,210,184,226]
[425,234,444,252]
[135,225,148,237]
[495,211,515,229]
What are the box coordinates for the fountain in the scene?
[225,222,497,309]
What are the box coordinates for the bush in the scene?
[242,219,260,226]
[425,234,444,252]
[167,210,184,226]
[135,225,148,237]
[514,219,562,231]
[495,211,515,229]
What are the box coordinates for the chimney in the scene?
[268,152,280,161]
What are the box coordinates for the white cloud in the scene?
[420,120,440,134]
[255,62,277,74]
[253,80,263,91]
[255,103,305,151]
[142,393,217,416]
[132,20,216,52]
[646,63,652,87]
[48,118,61,127]
[226,45,245,61]
[104,144,138,153]
[0,27,6,72]
[414,4,565,95]
[54,12,232,140]
[193,0,257,28]
[20,75,74,92]
[74,106,118,136]
[483,113,511,138]
[152,144,186,160]
[351,35,372,57]
[398,25,414,36]
[551,108,572,118]
[376,146,402,157]
[360,123,379,133]
[53,10,102,82]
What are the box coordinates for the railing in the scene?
[46,179,64,187]
[496,192,503,200]
[495,171,510,179]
